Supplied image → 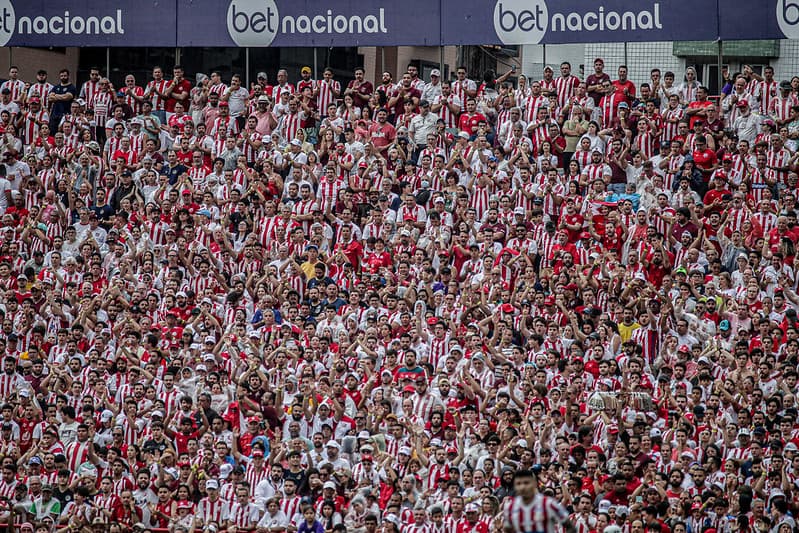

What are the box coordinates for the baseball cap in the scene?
[430,69,441,77]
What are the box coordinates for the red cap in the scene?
[218,101,229,107]
[402,385,416,394]
[361,453,373,461]
[544,296,555,306]
[501,303,514,313]
[736,100,749,108]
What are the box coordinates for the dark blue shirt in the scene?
[51,83,77,118]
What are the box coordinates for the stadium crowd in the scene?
[0,55,793,533]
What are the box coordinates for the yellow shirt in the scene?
[618,321,640,343]
[300,260,323,279]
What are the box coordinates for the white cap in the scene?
[399,446,412,456]
[323,481,337,490]
[290,139,303,147]
[204,336,216,344]
[358,431,371,439]
[430,69,441,77]
[219,464,233,479]
[100,410,114,421]
[598,500,612,513]
[205,479,219,490]
[151,410,164,418]
[326,440,341,449]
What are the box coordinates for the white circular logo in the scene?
[0,0,15,48]
[493,0,547,45]
[227,0,278,47]
[777,0,799,39]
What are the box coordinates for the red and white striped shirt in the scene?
[196,497,230,525]
[524,95,548,124]
[452,79,476,112]
[28,82,53,103]
[65,440,91,472]
[769,94,798,123]
[554,76,580,108]
[0,79,24,102]
[503,493,569,533]
[229,501,260,528]
[280,495,302,521]
[91,91,114,127]
[661,107,684,143]
[435,93,461,128]
[316,79,341,115]
[145,79,169,111]
[757,80,779,115]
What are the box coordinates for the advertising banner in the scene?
[176,0,440,47]
[0,0,176,47]
[0,0,794,48]
[720,0,797,41]
[442,0,719,45]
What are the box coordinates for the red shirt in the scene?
[364,251,392,274]
[335,239,364,271]
[613,79,636,104]
[174,430,200,454]
[687,100,714,128]
[458,112,487,135]
[166,79,192,113]
[561,213,584,242]
[456,521,489,533]
[691,148,718,172]
[369,122,396,150]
